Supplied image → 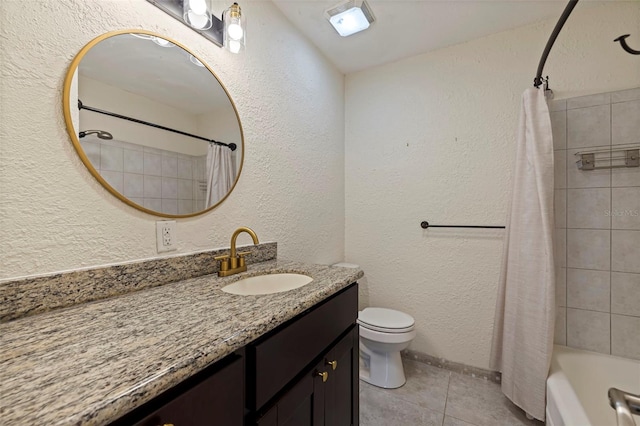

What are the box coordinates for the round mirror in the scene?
[63,30,243,218]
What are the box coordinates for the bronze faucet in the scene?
[215,227,259,277]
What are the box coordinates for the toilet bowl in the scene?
[358,307,416,389]
[332,263,416,389]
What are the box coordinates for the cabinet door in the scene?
[256,360,326,426]
[130,355,244,426]
[324,326,359,426]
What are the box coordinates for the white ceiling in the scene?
[271,0,601,74]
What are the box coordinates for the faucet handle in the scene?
[237,251,252,268]
[214,254,230,272]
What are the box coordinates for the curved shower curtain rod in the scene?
[534,0,640,88]
[533,0,579,88]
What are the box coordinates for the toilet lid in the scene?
[358,307,415,331]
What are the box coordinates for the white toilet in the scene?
[358,307,416,388]
[332,263,416,389]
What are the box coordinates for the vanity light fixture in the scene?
[223,3,245,53]
[183,0,212,30]
[147,0,246,53]
[325,0,375,37]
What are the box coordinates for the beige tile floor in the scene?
[359,360,544,426]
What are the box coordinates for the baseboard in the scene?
[401,349,502,384]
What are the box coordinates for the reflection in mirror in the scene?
[63,30,243,218]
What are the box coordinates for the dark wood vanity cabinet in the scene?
[250,284,359,426]
[110,352,245,426]
[255,327,359,426]
[110,283,358,426]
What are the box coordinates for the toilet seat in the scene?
[359,323,416,344]
[358,307,415,333]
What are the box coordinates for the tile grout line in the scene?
[441,370,452,426]
[609,99,613,355]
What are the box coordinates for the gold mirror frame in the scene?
[63,29,244,218]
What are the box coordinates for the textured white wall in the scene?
[345,3,640,368]
[0,0,345,280]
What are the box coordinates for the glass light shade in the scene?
[223,3,245,53]
[329,6,370,37]
[184,0,212,30]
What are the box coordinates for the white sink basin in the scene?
[221,273,313,295]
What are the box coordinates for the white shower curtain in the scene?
[205,144,235,207]
[490,88,555,421]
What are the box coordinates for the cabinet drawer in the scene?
[252,284,357,409]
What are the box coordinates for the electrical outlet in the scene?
[156,221,177,253]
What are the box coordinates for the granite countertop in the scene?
[0,260,363,425]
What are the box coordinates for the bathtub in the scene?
[547,345,640,426]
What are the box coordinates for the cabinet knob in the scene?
[326,360,338,370]
[316,371,329,382]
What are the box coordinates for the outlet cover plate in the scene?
[156,221,177,253]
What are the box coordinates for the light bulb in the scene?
[227,22,243,41]
[188,0,207,15]
[187,11,210,29]
[228,40,241,54]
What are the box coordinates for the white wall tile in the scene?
[567,308,610,354]
[612,187,640,230]
[550,111,567,150]
[612,166,640,187]
[567,105,611,149]
[611,314,640,360]
[178,199,194,215]
[123,173,143,198]
[567,92,611,109]
[556,267,566,307]
[143,175,162,198]
[612,100,640,146]
[161,177,178,199]
[567,188,610,229]
[178,179,193,200]
[100,145,124,172]
[554,150,566,189]
[555,307,566,345]
[555,228,566,268]
[178,158,193,179]
[162,155,178,178]
[548,99,567,112]
[567,229,611,270]
[80,140,100,169]
[611,272,640,317]
[143,198,162,212]
[161,199,178,215]
[123,149,144,174]
[120,140,143,152]
[567,268,610,312]
[611,87,640,103]
[143,153,162,176]
[100,170,123,193]
[611,230,640,273]
[555,190,566,228]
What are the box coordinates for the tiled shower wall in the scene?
[551,87,640,360]
[80,138,207,215]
